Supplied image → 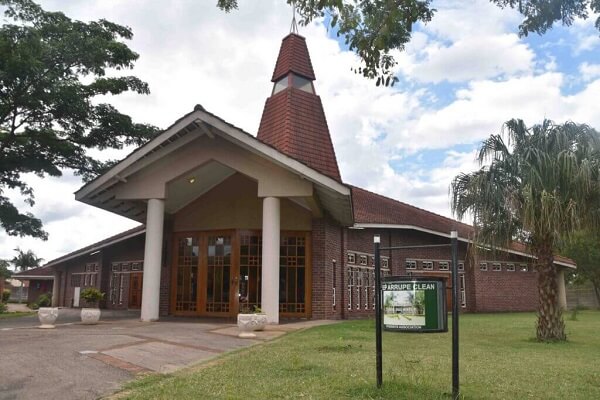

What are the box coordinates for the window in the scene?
[359,255,368,266]
[347,267,353,310]
[121,263,130,272]
[84,274,89,286]
[332,260,337,310]
[520,264,529,272]
[439,262,449,271]
[480,262,488,271]
[132,262,142,271]
[506,264,515,272]
[405,260,417,270]
[423,261,433,270]
[458,262,465,271]
[347,253,356,264]
[492,263,502,272]
[382,258,389,268]
[370,256,375,267]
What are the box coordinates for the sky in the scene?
[2,0,600,264]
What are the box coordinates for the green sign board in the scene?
[381,276,447,333]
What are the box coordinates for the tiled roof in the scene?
[12,265,54,277]
[351,186,576,267]
[271,33,315,82]
[257,87,341,181]
[44,225,145,267]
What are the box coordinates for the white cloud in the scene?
[579,62,600,81]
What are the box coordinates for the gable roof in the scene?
[350,186,576,268]
[43,225,145,268]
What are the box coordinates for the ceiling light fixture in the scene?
[188,177,196,184]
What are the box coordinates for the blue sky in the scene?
[2,0,600,261]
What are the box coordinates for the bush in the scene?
[80,288,104,307]
[2,289,10,303]
[29,302,39,310]
[0,302,7,313]
[36,293,52,308]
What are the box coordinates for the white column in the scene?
[261,197,280,324]
[557,268,567,311]
[141,198,165,322]
[51,270,60,307]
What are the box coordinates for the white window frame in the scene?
[347,253,355,264]
[480,262,488,271]
[492,263,502,272]
[460,275,467,308]
[406,260,417,270]
[458,262,465,271]
[506,263,515,272]
[359,255,368,266]
[520,264,529,272]
[439,261,449,271]
[422,261,433,271]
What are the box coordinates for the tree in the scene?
[451,119,600,341]
[0,259,11,279]
[0,0,159,239]
[217,1,600,86]
[10,247,42,271]
[562,231,600,306]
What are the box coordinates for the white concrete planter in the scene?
[38,307,59,329]
[237,313,268,338]
[81,308,101,325]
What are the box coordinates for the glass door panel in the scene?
[279,234,306,315]
[239,234,262,313]
[175,236,199,312]
[206,235,232,313]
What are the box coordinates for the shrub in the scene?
[2,289,10,303]
[36,293,52,308]
[80,288,104,307]
[0,302,7,313]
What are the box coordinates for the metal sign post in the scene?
[374,235,383,388]
[451,230,460,399]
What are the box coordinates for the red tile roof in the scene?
[12,265,54,277]
[271,33,315,82]
[351,186,575,267]
[258,87,341,181]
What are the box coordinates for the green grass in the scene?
[0,311,36,319]
[116,311,600,399]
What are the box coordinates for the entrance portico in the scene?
[74,108,352,323]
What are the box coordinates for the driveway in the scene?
[0,309,334,400]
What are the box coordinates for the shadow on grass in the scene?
[343,379,454,400]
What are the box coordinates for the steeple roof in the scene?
[258,33,341,181]
[271,33,316,82]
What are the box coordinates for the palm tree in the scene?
[451,119,600,342]
[11,248,43,271]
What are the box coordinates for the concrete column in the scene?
[557,268,567,311]
[261,197,280,324]
[51,270,60,307]
[141,198,165,322]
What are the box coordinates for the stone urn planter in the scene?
[79,288,105,325]
[237,312,268,338]
[38,307,59,329]
[81,307,101,325]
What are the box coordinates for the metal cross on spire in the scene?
[290,0,299,34]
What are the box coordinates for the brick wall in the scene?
[311,216,343,319]
[27,279,52,304]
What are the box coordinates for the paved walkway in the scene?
[0,309,335,400]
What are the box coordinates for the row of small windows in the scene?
[347,252,389,268]
[347,266,390,312]
[71,263,99,287]
[479,262,529,272]
[405,259,464,272]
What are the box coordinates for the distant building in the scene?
[11,267,54,304]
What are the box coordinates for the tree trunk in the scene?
[535,243,566,341]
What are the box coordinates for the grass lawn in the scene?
[116,311,600,399]
[0,311,36,320]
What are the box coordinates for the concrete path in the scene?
[0,309,337,400]
[6,304,32,313]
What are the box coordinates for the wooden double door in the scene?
[170,230,311,318]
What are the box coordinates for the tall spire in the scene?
[257,34,341,181]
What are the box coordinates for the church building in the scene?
[44,33,574,323]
